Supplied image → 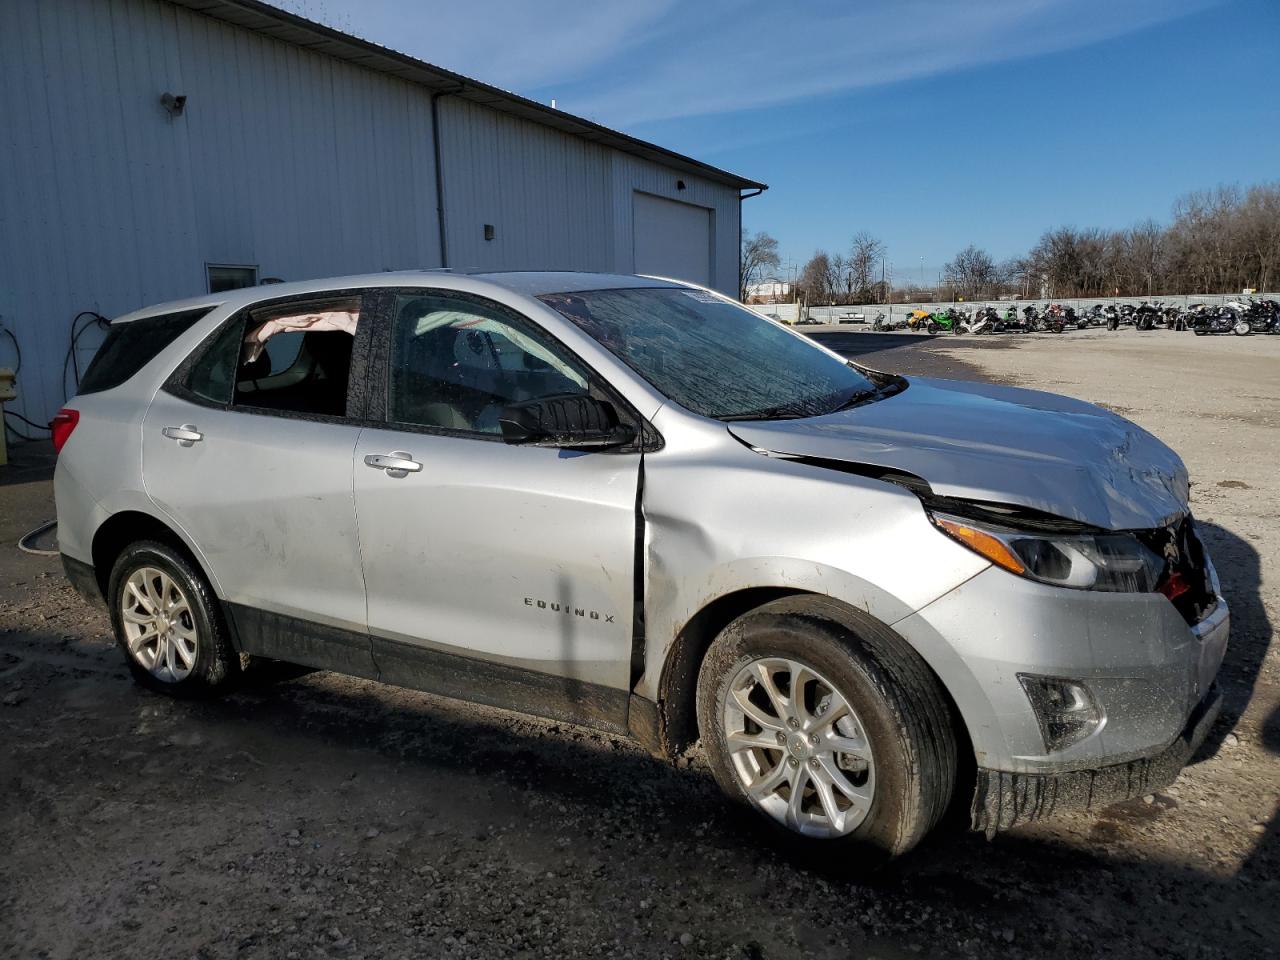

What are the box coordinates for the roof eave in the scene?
[165,0,768,192]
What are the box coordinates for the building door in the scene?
[632,192,713,287]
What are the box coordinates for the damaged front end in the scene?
[971,684,1221,837]
[920,496,1220,628]
[726,375,1191,532]
[728,376,1230,833]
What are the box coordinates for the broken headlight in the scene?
[930,512,1165,592]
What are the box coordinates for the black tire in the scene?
[926,321,939,335]
[107,540,243,697]
[696,597,956,866]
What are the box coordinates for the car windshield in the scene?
[538,287,878,420]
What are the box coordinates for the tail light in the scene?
[1157,569,1191,603]
[50,408,79,453]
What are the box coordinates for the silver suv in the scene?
[54,271,1228,860]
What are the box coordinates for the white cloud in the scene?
[562,0,1223,126]
[274,0,1221,125]
[275,0,680,91]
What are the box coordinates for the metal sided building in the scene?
[0,0,766,428]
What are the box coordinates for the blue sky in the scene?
[284,0,1279,282]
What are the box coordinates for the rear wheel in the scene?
[696,598,956,864]
[108,540,243,697]
[1233,320,1251,336]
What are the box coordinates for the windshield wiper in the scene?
[717,404,808,422]
[718,377,907,422]
[827,376,908,414]
[828,388,878,412]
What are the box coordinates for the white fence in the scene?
[752,293,1280,326]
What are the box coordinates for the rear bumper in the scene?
[61,553,102,604]
[970,683,1221,836]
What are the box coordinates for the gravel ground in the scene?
[2,329,1277,960]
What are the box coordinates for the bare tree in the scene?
[847,232,886,302]
[829,254,853,303]
[740,231,781,302]
[1013,181,1280,298]
[942,244,999,299]
[997,257,1027,297]
[798,251,835,305]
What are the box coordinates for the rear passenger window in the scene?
[78,308,211,395]
[184,296,362,418]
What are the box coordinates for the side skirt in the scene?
[227,603,380,682]
[225,603,632,738]
[373,636,630,737]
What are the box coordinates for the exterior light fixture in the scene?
[160,92,187,117]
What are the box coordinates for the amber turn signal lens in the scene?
[933,517,1027,575]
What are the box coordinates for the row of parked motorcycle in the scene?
[872,297,1280,336]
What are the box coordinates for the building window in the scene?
[207,264,258,293]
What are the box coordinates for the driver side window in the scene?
[389,293,589,435]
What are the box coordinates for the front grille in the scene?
[1137,518,1217,625]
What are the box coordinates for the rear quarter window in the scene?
[77,308,212,395]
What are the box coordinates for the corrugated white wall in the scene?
[0,0,745,426]
[437,98,613,275]
[438,98,740,296]
[609,153,739,295]
[0,0,441,425]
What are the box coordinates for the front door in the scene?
[353,290,641,718]
[142,290,373,673]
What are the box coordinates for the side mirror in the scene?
[498,395,635,449]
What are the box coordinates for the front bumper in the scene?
[971,683,1221,835]
[892,560,1229,774]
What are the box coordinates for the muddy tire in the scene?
[107,540,243,698]
[696,597,956,867]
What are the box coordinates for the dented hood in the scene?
[728,377,1189,530]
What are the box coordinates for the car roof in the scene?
[110,271,691,324]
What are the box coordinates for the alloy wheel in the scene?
[722,657,875,838]
[120,566,199,682]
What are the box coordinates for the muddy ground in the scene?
[2,328,1277,960]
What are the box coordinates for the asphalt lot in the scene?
[2,328,1277,960]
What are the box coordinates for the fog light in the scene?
[1017,675,1101,752]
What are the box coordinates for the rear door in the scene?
[352,289,641,720]
[141,290,374,673]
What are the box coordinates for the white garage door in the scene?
[632,192,712,287]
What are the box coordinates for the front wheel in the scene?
[696,598,956,863]
[1233,320,1251,336]
[926,321,940,335]
[108,540,243,697]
